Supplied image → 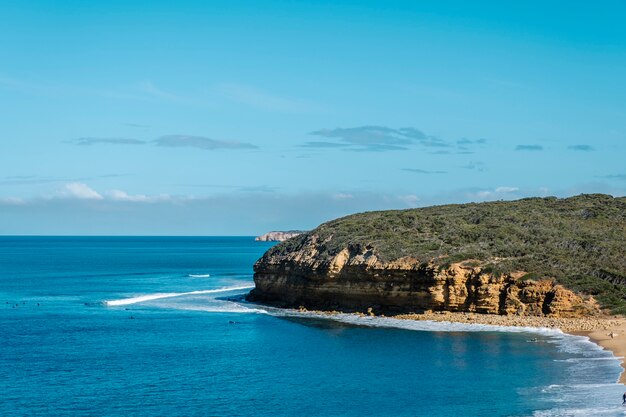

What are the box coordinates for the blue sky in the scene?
[1,0,625,234]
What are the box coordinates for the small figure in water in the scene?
[622,392,626,405]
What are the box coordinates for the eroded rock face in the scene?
[249,234,599,318]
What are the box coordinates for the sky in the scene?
[1,0,625,235]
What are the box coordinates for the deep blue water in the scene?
[0,236,623,417]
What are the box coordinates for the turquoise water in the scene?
[0,236,624,417]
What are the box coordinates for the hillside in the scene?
[251,194,626,315]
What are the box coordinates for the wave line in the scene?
[105,285,254,306]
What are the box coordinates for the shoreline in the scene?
[393,312,626,384]
[300,307,626,384]
[574,326,626,384]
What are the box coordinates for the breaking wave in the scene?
[105,285,254,306]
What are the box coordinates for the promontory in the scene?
[248,194,626,318]
[255,231,304,242]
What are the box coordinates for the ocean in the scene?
[0,236,624,417]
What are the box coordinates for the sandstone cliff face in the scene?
[250,234,599,318]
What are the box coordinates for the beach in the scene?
[577,322,626,384]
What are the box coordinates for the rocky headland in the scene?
[255,231,304,242]
[248,194,626,380]
[250,194,625,317]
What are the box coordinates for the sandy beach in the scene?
[575,322,626,384]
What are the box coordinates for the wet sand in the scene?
[573,321,626,384]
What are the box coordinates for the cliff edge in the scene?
[249,194,626,317]
[255,231,304,242]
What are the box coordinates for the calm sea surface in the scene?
[0,236,623,417]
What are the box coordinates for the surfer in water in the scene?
[622,392,626,405]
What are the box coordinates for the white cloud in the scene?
[61,182,104,200]
[333,193,354,200]
[154,135,257,150]
[106,189,171,203]
[399,194,420,207]
[495,186,519,193]
[470,186,520,201]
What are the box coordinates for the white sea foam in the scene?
[105,285,254,306]
[554,357,624,363]
[189,274,211,278]
[533,406,626,416]
[163,303,268,314]
[266,308,565,336]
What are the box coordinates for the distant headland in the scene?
[255,231,305,242]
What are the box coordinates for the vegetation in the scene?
[276,194,626,313]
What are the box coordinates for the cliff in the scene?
[255,231,304,242]
[249,194,626,317]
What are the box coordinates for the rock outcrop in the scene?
[255,231,304,242]
[250,232,600,318]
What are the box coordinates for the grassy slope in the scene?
[276,194,626,313]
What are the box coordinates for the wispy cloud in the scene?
[299,141,350,149]
[305,126,487,153]
[457,138,487,146]
[154,135,258,150]
[236,185,278,193]
[218,83,319,113]
[515,144,543,151]
[174,183,278,193]
[138,80,186,102]
[66,134,258,150]
[70,137,147,146]
[0,175,64,186]
[333,193,354,200]
[0,174,128,186]
[567,144,594,151]
[401,168,447,174]
[462,161,486,172]
[596,174,626,181]
[308,126,449,152]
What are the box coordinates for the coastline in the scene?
[301,307,626,384]
[574,324,626,384]
[394,312,626,385]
